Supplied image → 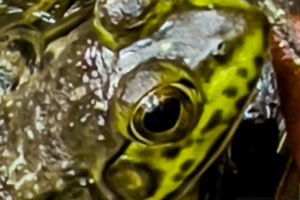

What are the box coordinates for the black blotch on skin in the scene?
[223,87,238,98]
[184,140,193,147]
[227,116,237,125]
[237,68,248,78]
[202,110,222,134]
[172,174,183,182]
[180,160,194,172]
[214,54,231,64]
[196,138,205,144]
[247,78,257,90]
[255,56,264,67]
[235,96,248,110]
[213,43,235,64]
[198,64,214,83]
[213,48,233,64]
[162,147,181,159]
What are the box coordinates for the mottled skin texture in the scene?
[0,0,267,200]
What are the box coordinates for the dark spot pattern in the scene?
[180,160,194,172]
[172,174,183,182]
[235,96,248,110]
[202,110,222,134]
[213,44,234,64]
[184,140,193,147]
[199,64,214,82]
[196,138,205,144]
[162,147,181,159]
[247,78,257,90]
[255,56,264,67]
[237,68,248,78]
[214,54,230,63]
[223,87,238,98]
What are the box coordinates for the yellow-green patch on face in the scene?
[104,6,267,200]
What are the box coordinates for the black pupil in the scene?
[143,98,181,132]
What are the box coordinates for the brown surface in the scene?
[270,15,300,174]
[275,158,299,200]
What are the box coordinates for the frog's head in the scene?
[0,0,267,200]
[90,1,267,200]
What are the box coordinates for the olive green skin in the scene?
[0,0,267,200]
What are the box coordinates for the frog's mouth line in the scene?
[166,85,259,200]
[101,141,132,199]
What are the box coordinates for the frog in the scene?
[0,0,267,199]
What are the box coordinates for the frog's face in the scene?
[0,0,267,200]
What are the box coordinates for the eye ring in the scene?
[129,81,202,145]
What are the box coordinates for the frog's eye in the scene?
[114,59,202,145]
[129,81,201,144]
[142,97,180,133]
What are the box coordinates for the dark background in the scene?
[198,118,288,200]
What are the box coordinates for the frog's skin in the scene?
[0,0,267,199]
